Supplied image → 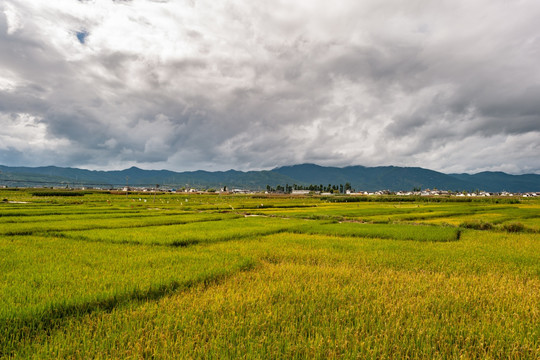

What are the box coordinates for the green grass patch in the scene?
[0,235,255,357]
[292,221,461,242]
[62,216,308,246]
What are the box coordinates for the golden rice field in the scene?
[1,189,539,359]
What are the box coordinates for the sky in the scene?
[1,0,539,174]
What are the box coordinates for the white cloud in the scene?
[0,113,62,148]
[3,2,22,34]
[0,0,539,173]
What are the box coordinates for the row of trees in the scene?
[266,183,353,194]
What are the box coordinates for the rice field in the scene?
[1,189,539,358]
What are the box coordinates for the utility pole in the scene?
[126,176,129,198]
[154,184,159,203]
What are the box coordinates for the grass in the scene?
[62,216,307,246]
[1,189,539,358]
[0,235,255,356]
[292,221,461,242]
[0,212,239,236]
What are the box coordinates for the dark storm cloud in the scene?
[0,0,539,173]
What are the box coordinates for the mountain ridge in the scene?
[1,164,539,192]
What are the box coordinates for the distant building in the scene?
[231,188,250,194]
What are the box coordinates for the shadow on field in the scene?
[0,260,256,357]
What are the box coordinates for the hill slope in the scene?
[449,172,540,193]
[272,164,472,191]
[0,165,299,190]
[1,164,539,192]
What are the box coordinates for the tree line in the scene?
[266,183,353,194]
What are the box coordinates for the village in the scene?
[10,184,534,198]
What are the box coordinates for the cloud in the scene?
[0,0,539,174]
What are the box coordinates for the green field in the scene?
[1,189,539,358]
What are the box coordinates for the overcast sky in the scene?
[1,0,539,174]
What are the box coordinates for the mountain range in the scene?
[0,164,539,192]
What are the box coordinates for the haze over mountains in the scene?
[1,164,539,192]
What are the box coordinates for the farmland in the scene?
[1,189,539,358]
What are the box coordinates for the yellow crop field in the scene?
[1,189,539,358]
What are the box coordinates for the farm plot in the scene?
[8,230,540,359]
[0,212,239,236]
[0,190,539,358]
[62,216,308,246]
[0,235,254,356]
[291,221,460,242]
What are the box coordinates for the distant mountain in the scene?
[449,172,540,193]
[0,164,539,192]
[0,165,298,190]
[272,164,472,191]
